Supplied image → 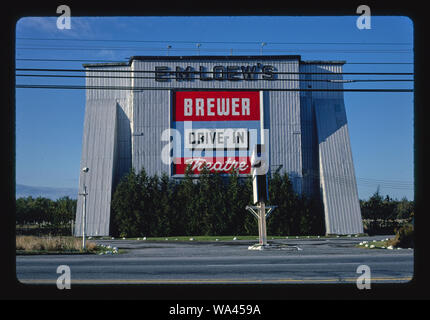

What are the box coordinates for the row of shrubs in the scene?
[15,171,414,238]
[110,167,326,238]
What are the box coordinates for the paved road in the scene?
[16,236,413,285]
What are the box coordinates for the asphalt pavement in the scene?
[16,235,413,285]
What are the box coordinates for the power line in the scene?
[15,74,414,83]
[304,172,414,190]
[16,37,413,46]
[15,58,414,65]
[307,173,414,187]
[16,47,412,54]
[15,84,414,92]
[15,68,415,76]
[346,62,413,65]
[16,58,128,63]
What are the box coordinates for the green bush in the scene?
[388,224,414,248]
[110,167,325,237]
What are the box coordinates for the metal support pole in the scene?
[259,202,267,246]
[246,203,275,247]
[257,208,263,245]
[81,185,87,250]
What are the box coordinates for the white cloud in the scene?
[16,16,96,39]
[16,17,59,36]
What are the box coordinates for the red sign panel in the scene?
[174,157,251,174]
[175,91,260,122]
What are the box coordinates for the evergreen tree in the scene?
[53,196,76,226]
[141,173,160,236]
[156,173,173,236]
[395,196,414,220]
[241,175,257,235]
[226,169,243,235]
[111,169,142,237]
[267,172,297,235]
[16,197,31,225]
[206,171,228,235]
[176,164,197,235]
[169,178,187,236]
[192,165,210,235]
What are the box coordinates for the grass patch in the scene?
[357,240,389,249]
[16,236,99,254]
[356,225,414,250]
[356,238,413,250]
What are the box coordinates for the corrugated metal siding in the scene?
[75,66,133,236]
[85,65,133,186]
[307,63,363,234]
[74,99,118,236]
[132,58,303,192]
[132,90,170,176]
[299,64,317,196]
[76,57,363,236]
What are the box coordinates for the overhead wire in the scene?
[15,37,413,55]
[15,37,413,46]
[15,37,413,92]
[14,38,414,194]
[16,46,412,54]
[304,172,413,190]
[16,58,413,65]
[15,68,415,76]
[14,85,414,92]
[15,74,414,83]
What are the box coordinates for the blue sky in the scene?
[15,15,414,200]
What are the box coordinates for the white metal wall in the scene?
[302,62,363,234]
[131,57,303,192]
[74,99,118,236]
[76,56,363,236]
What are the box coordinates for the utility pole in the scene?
[260,42,267,55]
[80,167,89,249]
[81,185,87,249]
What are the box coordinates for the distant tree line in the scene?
[110,166,326,238]
[359,188,414,235]
[14,175,414,237]
[15,196,77,236]
[360,188,414,220]
[16,196,77,226]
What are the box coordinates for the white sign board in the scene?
[185,128,248,150]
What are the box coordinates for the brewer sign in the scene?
[172,91,263,175]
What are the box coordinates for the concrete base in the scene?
[248,243,302,251]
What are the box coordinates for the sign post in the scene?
[246,203,276,246]
[246,144,276,247]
